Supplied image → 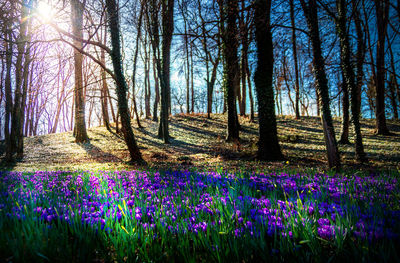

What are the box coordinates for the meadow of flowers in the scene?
[1,169,399,262]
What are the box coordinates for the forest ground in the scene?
[1,114,399,172]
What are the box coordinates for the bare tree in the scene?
[254,0,283,160]
[6,0,33,161]
[157,0,175,143]
[105,0,143,162]
[300,0,341,169]
[71,0,89,143]
[289,0,301,119]
[374,0,390,135]
[218,0,240,142]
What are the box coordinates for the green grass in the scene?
[1,168,399,262]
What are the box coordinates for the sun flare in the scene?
[36,1,55,23]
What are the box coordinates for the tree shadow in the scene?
[279,122,323,134]
[78,140,122,163]
[0,141,22,170]
[172,121,222,138]
[0,158,18,170]
[169,137,207,154]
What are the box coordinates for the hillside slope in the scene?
[1,114,399,171]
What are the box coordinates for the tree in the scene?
[218,0,240,142]
[238,0,254,122]
[157,0,175,143]
[4,27,13,162]
[100,21,111,131]
[105,0,143,162]
[374,0,390,135]
[289,0,301,119]
[331,0,350,145]
[254,0,283,161]
[131,2,145,128]
[146,0,161,122]
[336,0,367,161]
[387,37,398,120]
[7,0,33,161]
[300,0,341,169]
[71,0,89,143]
[195,0,221,119]
[317,0,350,144]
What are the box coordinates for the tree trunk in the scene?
[219,0,240,142]
[24,65,33,136]
[300,0,341,169]
[208,55,220,119]
[144,38,151,120]
[315,86,320,116]
[290,0,301,119]
[52,72,67,134]
[16,16,33,158]
[240,52,246,117]
[374,0,390,134]
[9,0,32,161]
[184,14,191,115]
[351,0,367,162]
[338,72,350,144]
[4,31,13,162]
[157,0,174,143]
[71,0,89,143]
[152,57,160,121]
[239,1,248,118]
[190,44,195,113]
[100,29,111,131]
[131,4,144,127]
[105,0,143,162]
[199,6,211,118]
[283,55,296,114]
[387,31,399,120]
[147,0,161,122]
[246,55,254,122]
[254,0,283,160]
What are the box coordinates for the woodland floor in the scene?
[1,114,399,172]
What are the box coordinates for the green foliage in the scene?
[1,169,400,262]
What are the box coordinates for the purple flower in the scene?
[246,221,252,229]
[317,218,330,226]
[308,206,314,215]
[318,225,335,239]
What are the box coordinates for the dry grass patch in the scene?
[1,114,399,172]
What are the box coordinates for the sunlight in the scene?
[36,1,55,23]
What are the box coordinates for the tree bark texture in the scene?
[8,0,32,161]
[374,0,390,134]
[290,0,301,119]
[351,0,367,162]
[300,0,341,169]
[219,0,240,142]
[254,0,283,160]
[106,0,143,162]
[152,57,160,121]
[157,0,174,143]
[4,31,13,162]
[387,33,399,120]
[100,29,111,131]
[71,0,89,143]
[131,3,144,127]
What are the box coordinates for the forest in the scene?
[0,0,400,262]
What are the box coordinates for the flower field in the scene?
[1,169,400,262]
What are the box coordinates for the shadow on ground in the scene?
[1,114,399,171]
